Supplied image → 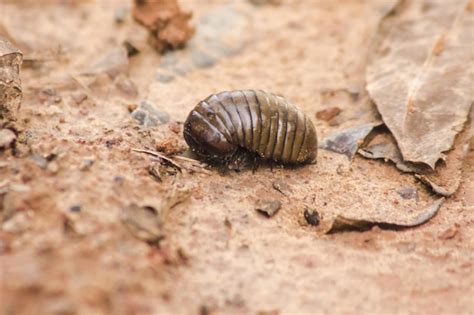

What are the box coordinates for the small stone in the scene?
[255,200,282,217]
[47,161,59,173]
[71,91,88,105]
[114,176,125,184]
[69,205,82,213]
[316,107,341,121]
[79,157,94,171]
[397,187,418,200]
[156,72,175,83]
[0,129,16,149]
[303,207,320,226]
[131,110,146,125]
[131,100,170,127]
[191,50,216,68]
[31,154,48,169]
[115,75,138,97]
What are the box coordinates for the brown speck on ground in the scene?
[0,1,473,315]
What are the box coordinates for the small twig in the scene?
[132,148,212,175]
[132,148,182,169]
[185,164,213,175]
[150,157,182,172]
[173,156,213,173]
[173,155,201,164]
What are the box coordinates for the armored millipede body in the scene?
[183,90,318,165]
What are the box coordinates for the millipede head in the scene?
[183,109,238,161]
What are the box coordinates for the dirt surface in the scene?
[1,1,473,315]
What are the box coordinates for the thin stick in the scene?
[149,157,212,175]
[132,148,182,169]
[132,148,212,175]
[173,155,203,164]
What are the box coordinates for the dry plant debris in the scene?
[359,120,472,196]
[122,183,192,244]
[326,197,445,234]
[133,0,195,53]
[320,122,382,159]
[366,0,473,168]
[0,39,22,123]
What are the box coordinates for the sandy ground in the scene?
[1,1,473,314]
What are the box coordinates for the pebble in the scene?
[31,154,48,169]
[191,50,217,68]
[255,200,282,217]
[303,208,320,226]
[71,91,88,105]
[0,129,16,149]
[115,75,138,97]
[79,157,94,171]
[69,205,82,213]
[131,100,170,127]
[155,72,175,83]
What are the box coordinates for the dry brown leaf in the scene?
[359,118,472,196]
[0,39,22,122]
[326,197,444,234]
[121,184,192,243]
[415,120,471,196]
[366,0,474,168]
[320,122,382,159]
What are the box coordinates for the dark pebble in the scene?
[304,208,320,226]
[69,205,82,213]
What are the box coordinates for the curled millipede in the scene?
[183,90,318,165]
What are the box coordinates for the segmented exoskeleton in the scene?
[184,90,317,165]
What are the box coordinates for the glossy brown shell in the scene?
[183,90,317,164]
